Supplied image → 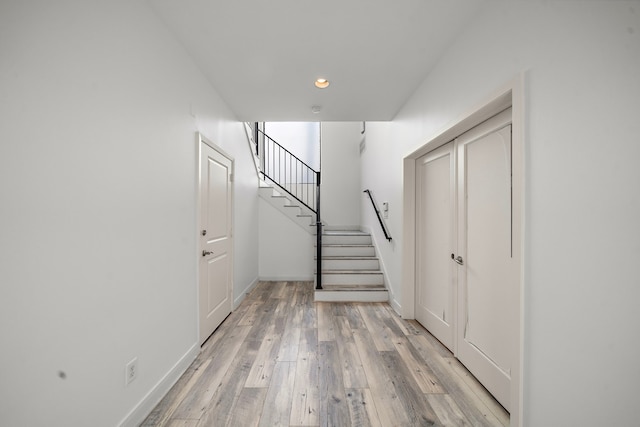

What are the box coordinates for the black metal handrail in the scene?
[363,189,392,241]
[256,127,323,289]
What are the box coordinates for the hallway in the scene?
[142,281,508,426]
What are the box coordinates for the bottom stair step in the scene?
[320,284,386,291]
[319,271,384,286]
[314,288,388,302]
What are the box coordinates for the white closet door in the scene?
[455,109,514,411]
[415,142,455,351]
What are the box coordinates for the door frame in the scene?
[401,75,525,426]
[196,132,235,345]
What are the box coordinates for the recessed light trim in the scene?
[314,78,330,89]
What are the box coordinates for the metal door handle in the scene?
[451,254,464,265]
[202,250,214,256]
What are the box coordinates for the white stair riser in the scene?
[322,235,372,245]
[315,259,379,271]
[314,290,389,302]
[319,272,384,285]
[322,246,375,257]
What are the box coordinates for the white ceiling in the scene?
[148,0,486,122]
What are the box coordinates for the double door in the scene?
[415,108,515,411]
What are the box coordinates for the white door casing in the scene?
[199,135,233,345]
[415,142,456,351]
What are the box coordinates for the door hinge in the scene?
[229,173,234,182]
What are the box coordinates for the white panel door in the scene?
[199,141,233,345]
[415,142,455,351]
[455,109,514,411]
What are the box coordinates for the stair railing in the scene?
[258,128,319,213]
[363,189,392,241]
[256,127,324,289]
[315,174,322,290]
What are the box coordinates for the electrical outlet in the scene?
[125,357,138,386]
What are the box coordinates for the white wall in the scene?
[321,122,363,228]
[258,198,314,281]
[361,2,640,426]
[264,122,320,170]
[359,121,400,305]
[0,1,258,426]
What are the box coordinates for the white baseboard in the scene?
[117,343,200,427]
[235,276,259,309]
[389,293,402,315]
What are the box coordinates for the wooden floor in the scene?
[142,281,509,427]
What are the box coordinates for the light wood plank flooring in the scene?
[142,281,509,427]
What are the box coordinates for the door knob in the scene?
[451,254,464,265]
[202,250,214,256]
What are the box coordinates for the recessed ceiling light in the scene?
[314,78,330,89]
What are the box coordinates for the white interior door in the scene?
[415,142,455,351]
[455,109,514,411]
[199,140,233,345]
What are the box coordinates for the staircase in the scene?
[314,230,388,302]
[247,122,389,302]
